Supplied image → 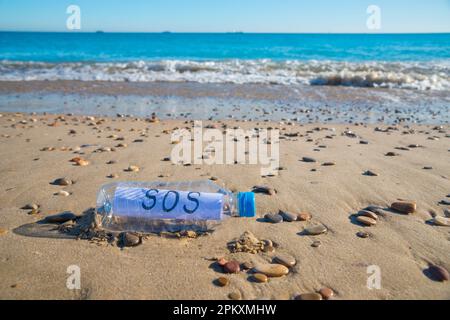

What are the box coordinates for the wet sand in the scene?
[0,112,449,299]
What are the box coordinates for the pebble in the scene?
[23,203,39,210]
[385,152,399,157]
[302,157,317,163]
[440,199,450,205]
[304,225,327,235]
[44,212,77,223]
[319,287,334,300]
[253,263,289,277]
[295,293,323,300]
[432,216,450,227]
[359,140,369,144]
[0,228,7,236]
[264,213,283,224]
[253,273,268,283]
[358,210,378,220]
[423,166,433,170]
[311,240,322,247]
[57,190,70,197]
[127,165,140,172]
[253,185,275,195]
[76,159,89,166]
[297,212,312,221]
[53,177,72,186]
[217,258,227,267]
[273,253,296,267]
[241,262,253,270]
[224,260,240,274]
[390,201,416,214]
[356,215,377,226]
[322,162,336,166]
[357,231,370,238]
[120,232,141,247]
[279,211,297,222]
[216,277,229,287]
[228,291,242,300]
[363,170,379,177]
[108,173,119,179]
[427,265,449,282]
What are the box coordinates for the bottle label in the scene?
[113,187,224,220]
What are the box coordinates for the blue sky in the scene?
[0,0,449,33]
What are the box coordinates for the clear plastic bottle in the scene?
[96,180,256,233]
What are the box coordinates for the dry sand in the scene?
[0,112,449,299]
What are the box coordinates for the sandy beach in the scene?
[0,111,449,300]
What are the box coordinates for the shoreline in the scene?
[1,81,449,124]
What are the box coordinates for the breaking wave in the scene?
[0,59,449,91]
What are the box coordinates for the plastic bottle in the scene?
[96,180,256,233]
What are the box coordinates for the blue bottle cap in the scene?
[237,192,256,217]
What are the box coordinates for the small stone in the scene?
[241,262,253,270]
[304,225,327,235]
[273,253,296,267]
[217,258,227,267]
[216,277,229,287]
[210,176,218,181]
[358,210,378,220]
[23,203,39,210]
[322,162,336,166]
[57,190,70,197]
[228,291,242,300]
[311,240,322,247]
[356,215,377,226]
[224,260,240,274]
[423,166,433,170]
[253,185,275,195]
[440,199,450,205]
[359,140,369,144]
[44,212,77,223]
[385,152,399,157]
[295,293,322,300]
[432,216,450,227]
[0,228,7,236]
[363,170,379,177]
[279,211,297,222]
[254,263,289,277]
[127,165,140,172]
[391,201,416,214]
[120,232,141,247]
[264,213,283,223]
[108,173,119,179]
[426,265,449,282]
[297,212,312,221]
[76,159,89,166]
[253,273,268,283]
[302,157,317,163]
[319,287,334,300]
[357,231,370,238]
[53,177,72,186]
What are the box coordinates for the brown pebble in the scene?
[217,258,227,267]
[224,260,240,274]
[228,291,242,300]
[217,277,229,287]
[319,287,334,300]
[295,293,323,300]
[358,210,378,220]
[253,273,268,283]
[390,201,416,214]
[311,240,322,247]
[357,231,370,238]
[0,228,8,236]
[120,232,141,247]
[297,212,312,221]
[356,215,377,226]
[304,225,327,235]
[53,177,72,186]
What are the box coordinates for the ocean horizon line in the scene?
[1,30,450,35]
